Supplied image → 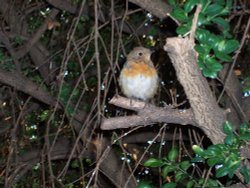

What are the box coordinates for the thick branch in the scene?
[46,0,79,14]
[164,37,226,144]
[46,0,159,36]
[129,0,172,19]
[101,96,195,130]
[0,69,57,106]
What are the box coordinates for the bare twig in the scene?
[217,16,250,103]
[94,0,102,124]
[15,9,59,59]
[190,4,202,43]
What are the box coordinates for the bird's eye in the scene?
[138,52,143,56]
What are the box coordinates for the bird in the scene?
[119,47,159,101]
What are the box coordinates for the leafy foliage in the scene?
[141,147,219,187]
[169,0,240,78]
[0,50,14,71]
[139,122,250,187]
[192,122,250,182]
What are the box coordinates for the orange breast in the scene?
[122,61,157,78]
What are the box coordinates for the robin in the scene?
[119,47,159,101]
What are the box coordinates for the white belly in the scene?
[119,74,158,100]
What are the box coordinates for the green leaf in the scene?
[228,151,240,161]
[192,145,204,156]
[205,57,223,71]
[206,145,223,156]
[39,110,50,121]
[209,34,224,50]
[239,133,250,141]
[224,157,240,169]
[216,166,229,178]
[223,30,233,38]
[215,51,232,62]
[224,134,237,146]
[66,106,75,116]
[216,40,226,52]
[240,166,250,184]
[60,84,71,104]
[215,39,239,54]
[148,27,158,36]
[137,181,155,188]
[196,29,210,44]
[204,148,218,158]
[239,123,249,135]
[223,40,240,54]
[144,158,163,167]
[65,183,74,188]
[171,7,188,22]
[204,4,224,16]
[226,0,233,10]
[212,0,226,6]
[180,161,191,171]
[168,0,176,7]
[184,0,198,13]
[212,17,230,31]
[32,182,40,188]
[162,165,176,177]
[206,179,220,187]
[202,57,223,78]
[202,67,218,78]
[200,0,211,12]
[203,148,217,157]
[163,182,177,188]
[87,76,97,87]
[195,45,205,54]
[226,159,241,178]
[223,121,234,134]
[216,144,228,151]
[186,180,195,188]
[198,57,206,69]
[191,156,205,163]
[197,178,206,185]
[71,159,79,168]
[176,25,190,35]
[168,147,178,162]
[15,35,24,45]
[195,44,211,54]
[207,157,223,167]
[197,13,208,26]
[175,171,187,182]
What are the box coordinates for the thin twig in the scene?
[190,4,202,43]
[94,0,102,124]
[217,16,250,103]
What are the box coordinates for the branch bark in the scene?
[0,69,58,107]
[164,37,226,144]
[128,0,172,19]
[101,95,195,130]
